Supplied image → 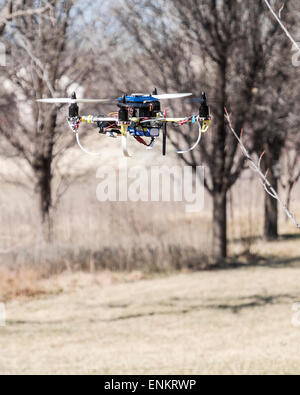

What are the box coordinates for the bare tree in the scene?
[0,0,51,35]
[0,0,96,239]
[115,0,288,260]
[254,0,300,240]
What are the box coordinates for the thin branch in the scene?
[5,24,56,96]
[0,4,52,25]
[225,108,300,229]
[264,0,300,55]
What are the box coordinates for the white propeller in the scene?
[36,98,112,104]
[152,93,192,100]
[37,93,193,104]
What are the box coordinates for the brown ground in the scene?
[1,260,300,374]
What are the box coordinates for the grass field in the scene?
[0,151,299,375]
[1,260,300,375]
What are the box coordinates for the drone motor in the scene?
[69,92,79,118]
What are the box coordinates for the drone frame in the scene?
[38,91,212,158]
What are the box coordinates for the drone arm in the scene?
[81,116,119,123]
[68,115,120,132]
[140,116,211,129]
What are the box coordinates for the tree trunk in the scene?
[212,192,227,260]
[211,59,228,261]
[263,137,282,241]
[34,156,53,242]
[31,107,56,242]
[264,171,278,241]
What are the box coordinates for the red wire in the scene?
[103,123,117,133]
[134,136,153,147]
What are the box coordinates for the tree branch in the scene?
[225,108,300,229]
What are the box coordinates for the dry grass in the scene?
[1,265,300,374]
[0,165,299,273]
[0,160,213,272]
[0,266,150,302]
[0,266,48,302]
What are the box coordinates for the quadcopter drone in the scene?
[37,89,211,157]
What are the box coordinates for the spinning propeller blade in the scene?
[140,117,188,124]
[37,93,193,105]
[152,93,192,100]
[37,98,113,104]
